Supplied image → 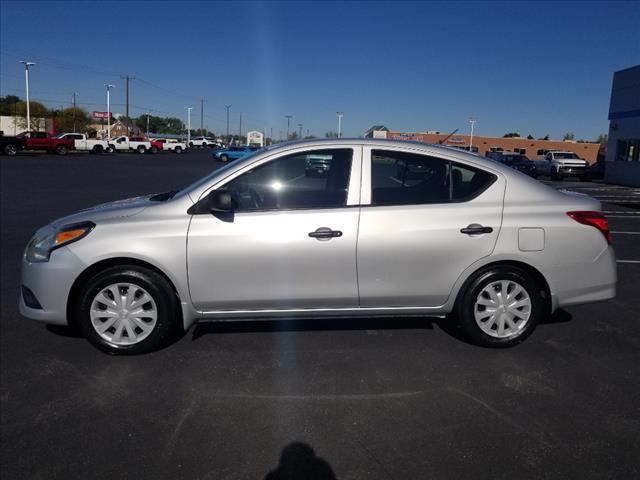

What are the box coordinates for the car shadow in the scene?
[264,442,337,480]
[46,324,83,338]
[540,308,573,325]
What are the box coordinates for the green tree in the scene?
[13,101,49,131]
[538,134,550,141]
[57,107,91,133]
[325,131,338,138]
[503,132,521,138]
[596,133,608,144]
[0,95,21,116]
[526,134,534,140]
[563,132,575,141]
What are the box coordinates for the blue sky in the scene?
[1,1,639,139]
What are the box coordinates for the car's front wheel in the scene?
[76,266,180,354]
[3,144,18,155]
[454,266,545,347]
[55,145,68,155]
[174,146,182,154]
[220,154,229,162]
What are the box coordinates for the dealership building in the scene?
[364,127,601,163]
[605,65,640,187]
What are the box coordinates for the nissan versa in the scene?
[20,139,617,354]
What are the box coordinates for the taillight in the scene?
[567,211,611,244]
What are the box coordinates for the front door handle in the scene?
[309,227,343,240]
[460,224,493,235]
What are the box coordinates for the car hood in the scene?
[50,194,154,228]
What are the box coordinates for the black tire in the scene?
[3,144,18,156]
[220,154,229,162]
[107,145,116,153]
[76,265,180,355]
[55,144,68,155]
[136,145,146,154]
[91,145,103,154]
[174,147,182,154]
[150,146,158,154]
[454,266,545,348]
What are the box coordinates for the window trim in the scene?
[361,146,498,207]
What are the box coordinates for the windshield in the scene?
[555,152,580,159]
[176,150,264,198]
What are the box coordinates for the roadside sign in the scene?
[92,111,112,119]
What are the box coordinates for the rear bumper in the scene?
[553,246,617,309]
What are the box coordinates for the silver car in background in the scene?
[20,139,616,354]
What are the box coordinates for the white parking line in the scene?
[607,216,640,219]
[612,231,640,234]
[617,260,640,264]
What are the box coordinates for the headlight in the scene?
[25,221,95,263]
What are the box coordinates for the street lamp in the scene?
[469,117,477,152]
[19,61,36,132]
[285,115,292,140]
[186,107,193,144]
[336,112,344,138]
[225,105,231,141]
[105,84,115,140]
[72,92,79,132]
[298,123,303,139]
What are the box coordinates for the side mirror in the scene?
[206,190,233,213]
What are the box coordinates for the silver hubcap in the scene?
[90,283,157,346]
[474,280,532,339]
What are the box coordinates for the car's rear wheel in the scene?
[174,146,182,154]
[55,145,68,155]
[76,266,180,355]
[150,146,158,154]
[220,154,229,162]
[137,145,146,154]
[454,266,544,347]
[106,145,115,153]
[3,144,18,155]
[91,145,103,154]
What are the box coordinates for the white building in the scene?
[605,65,640,187]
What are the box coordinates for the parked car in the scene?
[17,131,76,155]
[305,153,332,176]
[56,133,108,154]
[150,138,186,153]
[0,131,27,155]
[213,146,258,162]
[189,136,219,148]
[108,136,151,154]
[19,139,616,354]
[587,160,606,180]
[538,151,590,181]
[493,153,538,178]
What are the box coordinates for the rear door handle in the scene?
[460,224,493,235]
[309,227,343,240]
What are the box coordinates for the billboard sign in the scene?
[247,130,264,147]
[92,111,112,119]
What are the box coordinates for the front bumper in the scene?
[558,166,587,176]
[19,246,87,325]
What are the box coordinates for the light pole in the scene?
[186,107,193,144]
[72,92,79,132]
[146,112,150,137]
[225,105,231,142]
[285,115,292,140]
[469,117,477,152]
[105,84,115,140]
[298,123,303,139]
[19,61,36,132]
[336,111,343,138]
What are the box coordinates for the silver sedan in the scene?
[20,139,616,354]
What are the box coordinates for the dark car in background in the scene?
[587,160,606,180]
[0,131,27,155]
[493,153,538,178]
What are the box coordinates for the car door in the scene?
[357,147,505,307]
[187,146,362,312]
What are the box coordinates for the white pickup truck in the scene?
[537,150,590,181]
[56,133,109,153]
[108,136,152,154]
[151,138,187,153]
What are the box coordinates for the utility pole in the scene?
[337,111,344,138]
[72,92,79,132]
[298,123,303,139]
[285,115,292,140]
[146,112,150,137]
[186,107,192,145]
[200,98,206,135]
[19,61,35,132]
[270,127,273,144]
[469,117,477,152]
[225,105,231,141]
[105,84,115,140]
[239,112,243,141]
[121,75,135,122]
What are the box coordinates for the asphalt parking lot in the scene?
[1,148,639,479]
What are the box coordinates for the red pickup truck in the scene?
[16,131,76,155]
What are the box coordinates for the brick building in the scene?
[365,128,601,163]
